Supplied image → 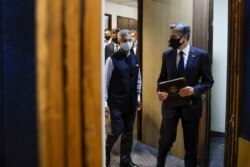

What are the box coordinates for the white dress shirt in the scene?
[176,44,190,68]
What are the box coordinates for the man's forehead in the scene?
[170,29,179,36]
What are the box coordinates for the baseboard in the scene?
[210,131,225,138]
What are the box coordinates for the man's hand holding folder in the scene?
[157,77,193,107]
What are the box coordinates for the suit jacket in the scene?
[108,50,140,111]
[157,46,214,120]
[105,42,116,62]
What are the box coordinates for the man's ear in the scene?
[184,34,189,41]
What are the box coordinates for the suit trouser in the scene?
[156,110,199,167]
[106,107,136,165]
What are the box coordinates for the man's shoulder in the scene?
[111,50,124,59]
[190,46,207,55]
[162,49,175,57]
[105,42,114,49]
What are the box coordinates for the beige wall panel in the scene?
[142,0,193,158]
[237,138,250,167]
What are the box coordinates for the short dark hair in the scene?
[170,23,191,40]
[130,30,137,34]
[111,28,120,34]
[104,28,111,32]
[118,29,131,41]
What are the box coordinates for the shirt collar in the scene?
[127,51,131,57]
[177,44,190,56]
[119,49,130,57]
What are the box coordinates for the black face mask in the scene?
[112,38,118,44]
[168,36,184,49]
[105,35,111,40]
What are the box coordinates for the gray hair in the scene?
[118,29,131,41]
[170,22,191,40]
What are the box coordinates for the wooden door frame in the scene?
[225,0,244,166]
[193,0,245,166]
[192,0,212,166]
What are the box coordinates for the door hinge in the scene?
[229,114,235,128]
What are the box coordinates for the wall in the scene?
[210,0,228,133]
[142,0,193,158]
[105,1,137,29]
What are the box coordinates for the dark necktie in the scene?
[177,51,184,77]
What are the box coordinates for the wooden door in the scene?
[226,0,250,166]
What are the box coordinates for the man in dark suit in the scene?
[105,28,120,62]
[131,30,139,57]
[105,29,141,167]
[156,23,214,167]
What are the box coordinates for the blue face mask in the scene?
[121,41,133,52]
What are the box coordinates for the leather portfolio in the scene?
[158,77,191,107]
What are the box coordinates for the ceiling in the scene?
[106,0,138,8]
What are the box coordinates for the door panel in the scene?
[117,16,138,30]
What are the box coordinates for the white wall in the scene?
[211,0,228,133]
[105,2,137,29]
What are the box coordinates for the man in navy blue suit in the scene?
[156,23,214,167]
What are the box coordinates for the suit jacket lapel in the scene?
[186,46,197,69]
[170,50,178,77]
[111,43,115,53]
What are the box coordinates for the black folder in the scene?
[158,77,191,107]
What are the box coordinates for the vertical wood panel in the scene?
[65,0,82,166]
[82,0,102,166]
[37,0,65,167]
[37,0,103,166]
